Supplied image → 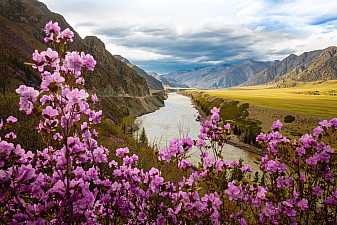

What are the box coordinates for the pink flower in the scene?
[196,139,206,148]
[93,147,108,163]
[65,88,89,105]
[81,52,96,71]
[225,181,243,201]
[116,147,129,158]
[41,48,59,64]
[44,21,61,35]
[41,71,65,91]
[224,123,231,130]
[257,186,268,199]
[256,132,267,142]
[313,126,324,137]
[203,154,215,168]
[312,186,324,196]
[240,164,252,173]
[181,136,193,150]
[262,202,275,219]
[238,218,247,225]
[211,107,220,122]
[319,120,331,128]
[297,198,308,210]
[19,98,34,114]
[179,159,191,169]
[295,146,306,156]
[16,85,39,102]
[5,132,16,140]
[60,28,74,42]
[271,120,283,130]
[64,51,83,74]
[6,116,17,124]
[42,106,59,118]
[91,94,99,104]
[215,159,224,172]
[210,210,220,222]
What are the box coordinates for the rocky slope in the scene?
[242,49,324,86]
[113,55,164,91]
[148,72,188,88]
[275,46,337,87]
[165,60,277,89]
[0,0,164,122]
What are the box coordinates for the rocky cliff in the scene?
[113,55,164,91]
[0,0,164,122]
[148,72,188,88]
[242,50,323,86]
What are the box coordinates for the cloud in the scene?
[39,0,337,74]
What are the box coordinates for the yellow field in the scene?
[194,80,337,117]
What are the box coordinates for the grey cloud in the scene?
[84,22,307,73]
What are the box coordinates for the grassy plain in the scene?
[202,80,337,117]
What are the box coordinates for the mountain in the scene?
[0,0,164,122]
[277,46,337,86]
[165,61,276,89]
[242,50,323,86]
[148,72,189,88]
[113,55,164,91]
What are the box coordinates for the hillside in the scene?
[275,47,337,87]
[0,0,164,123]
[113,55,164,91]
[148,72,188,88]
[241,48,337,87]
[165,60,276,89]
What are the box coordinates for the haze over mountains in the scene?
[164,60,278,89]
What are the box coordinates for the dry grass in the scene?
[198,80,337,117]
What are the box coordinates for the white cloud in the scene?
[39,0,337,73]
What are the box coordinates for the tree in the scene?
[139,127,148,145]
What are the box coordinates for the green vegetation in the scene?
[139,127,149,145]
[184,92,262,145]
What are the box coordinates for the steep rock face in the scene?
[0,0,163,122]
[292,46,337,82]
[165,60,276,89]
[113,55,164,91]
[148,72,188,88]
[242,50,322,86]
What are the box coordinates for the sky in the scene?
[39,0,337,74]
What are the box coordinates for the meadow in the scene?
[200,80,337,117]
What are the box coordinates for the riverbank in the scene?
[178,90,266,156]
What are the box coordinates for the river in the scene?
[135,92,260,172]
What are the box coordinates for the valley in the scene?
[181,80,337,145]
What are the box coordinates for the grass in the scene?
[195,80,337,117]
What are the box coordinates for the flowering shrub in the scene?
[0,21,336,224]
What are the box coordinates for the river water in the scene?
[135,92,259,171]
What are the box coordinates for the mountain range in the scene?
[164,60,278,89]
[0,0,164,122]
[165,46,337,89]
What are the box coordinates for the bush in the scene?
[1,21,337,225]
[284,114,296,123]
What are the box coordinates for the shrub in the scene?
[1,21,336,224]
[284,114,296,123]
